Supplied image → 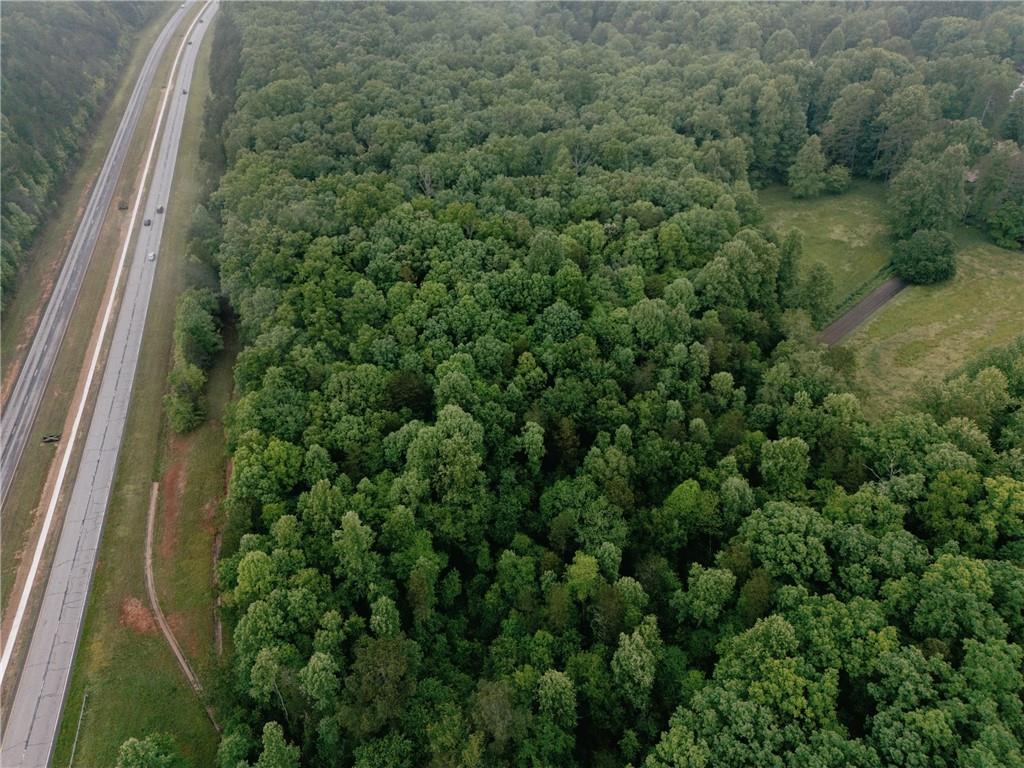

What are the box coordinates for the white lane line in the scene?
[0,0,214,681]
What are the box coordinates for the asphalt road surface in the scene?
[0,4,196,509]
[0,4,217,765]
[818,276,907,346]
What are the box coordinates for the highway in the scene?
[0,3,218,765]
[0,3,194,508]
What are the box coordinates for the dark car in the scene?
[144,218,152,226]
[157,205,165,214]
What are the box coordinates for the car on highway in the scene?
[144,218,152,226]
[157,205,165,213]
[148,252,157,262]
[182,89,188,95]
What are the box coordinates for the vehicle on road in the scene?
[41,434,61,444]
[182,88,188,94]
[144,218,152,226]
[157,205,165,213]
[118,199,129,210]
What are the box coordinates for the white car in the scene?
[147,252,156,262]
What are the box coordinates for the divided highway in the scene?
[0,3,194,508]
[1,3,218,765]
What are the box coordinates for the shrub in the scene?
[893,229,957,284]
[824,164,851,194]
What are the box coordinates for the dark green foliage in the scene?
[173,288,222,369]
[893,229,958,284]
[970,141,1024,251]
[189,4,1024,767]
[888,146,969,240]
[164,288,222,433]
[0,2,159,303]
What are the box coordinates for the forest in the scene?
[129,3,1024,767]
[0,1,158,304]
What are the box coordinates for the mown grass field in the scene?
[845,230,1024,418]
[51,24,227,767]
[760,179,892,306]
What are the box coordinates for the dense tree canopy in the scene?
[0,1,159,303]
[155,3,1024,766]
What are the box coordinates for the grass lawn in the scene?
[51,23,229,767]
[844,230,1024,418]
[760,179,892,306]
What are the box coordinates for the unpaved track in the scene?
[819,276,906,346]
[144,483,219,730]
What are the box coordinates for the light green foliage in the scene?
[742,502,832,584]
[537,669,577,728]
[759,437,810,498]
[788,136,828,198]
[682,564,736,626]
[115,734,186,768]
[612,616,663,710]
[254,723,300,768]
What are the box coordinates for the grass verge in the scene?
[760,179,892,306]
[51,24,228,767]
[844,230,1024,418]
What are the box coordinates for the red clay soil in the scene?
[158,438,188,560]
[120,596,157,635]
[818,276,907,346]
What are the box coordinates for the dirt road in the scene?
[819,276,906,346]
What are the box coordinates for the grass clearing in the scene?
[51,25,228,767]
[844,232,1024,418]
[760,179,892,305]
